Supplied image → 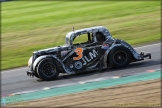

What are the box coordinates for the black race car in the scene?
[27,26,151,81]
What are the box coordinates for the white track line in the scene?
[79,76,112,84]
[1,43,161,73]
[134,43,161,49]
[9,68,161,95]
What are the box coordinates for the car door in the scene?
[73,44,101,72]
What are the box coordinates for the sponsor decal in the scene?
[74,61,83,69]
[82,49,98,65]
[101,44,109,50]
[74,49,98,68]
[73,48,83,60]
[61,51,68,57]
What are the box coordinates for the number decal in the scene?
[73,48,83,60]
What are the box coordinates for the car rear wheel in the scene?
[37,58,59,81]
[108,46,131,68]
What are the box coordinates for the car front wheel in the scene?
[37,58,59,81]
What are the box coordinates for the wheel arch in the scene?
[103,39,143,67]
[33,55,60,72]
[103,44,132,67]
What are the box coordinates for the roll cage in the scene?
[65,26,113,46]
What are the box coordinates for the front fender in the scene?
[33,55,62,71]
[32,55,75,74]
[33,55,47,71]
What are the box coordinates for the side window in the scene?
[73,34,88,44]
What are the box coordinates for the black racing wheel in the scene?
[37,58,59,81]
[108,46,131,68]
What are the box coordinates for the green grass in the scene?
[2,1,161,70]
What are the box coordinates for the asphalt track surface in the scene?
[1,43,161,95]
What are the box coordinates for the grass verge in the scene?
[2,1,161,70]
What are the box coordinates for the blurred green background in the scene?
[2,1,160,70]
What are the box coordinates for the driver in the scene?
[95,32,105,42]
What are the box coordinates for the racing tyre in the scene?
[37,58,59,81]
[108,46,131,68]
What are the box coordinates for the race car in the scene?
[27,26,151,81]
